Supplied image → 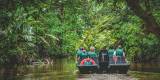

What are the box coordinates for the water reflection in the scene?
[0,58,77,80]
[0,58,159,80]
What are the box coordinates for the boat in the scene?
[76,52,99,74]
[76,48,130,74]
[108,56,130,74]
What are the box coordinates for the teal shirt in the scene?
[77,50,82,57]
[82,52,87,58]
[77,50,87,59]
[116,48,123,56]
[108,49,115,57]
[88,51,97,58]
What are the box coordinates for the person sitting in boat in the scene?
[78,48,88,60]
[77,47,83,55]
[88,46,97,58]
[114,45,125,64]
[99,47,108,62]
[99,47,109,71]
[108,46,116,64]
[76,47,83,61]
[108,46,115,57]
[80,57,96,65]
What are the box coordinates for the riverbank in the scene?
[128,71,160,80]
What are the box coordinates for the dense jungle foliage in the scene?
[0,0,160,64]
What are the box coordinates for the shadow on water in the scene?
[0,58,77,80]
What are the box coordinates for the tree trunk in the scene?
[126,0,160,37]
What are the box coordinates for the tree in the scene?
[126,0,160,37]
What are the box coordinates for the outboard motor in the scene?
[98,49,109,72]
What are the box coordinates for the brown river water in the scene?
[0,58,159,80]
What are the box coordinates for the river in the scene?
[0,58,159,80]
[0,58,77,80]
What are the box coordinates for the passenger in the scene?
[99,47,109,71]
[108,46,115,57]
[115,45,125,57]
[76,47,83,61]
[99,47,108,62]
[88,46,97,58]
[79,48,88,60]
[77,47,83,55]
[80,57,96,65]
[108,46,116,64]
[115,45,125,63]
